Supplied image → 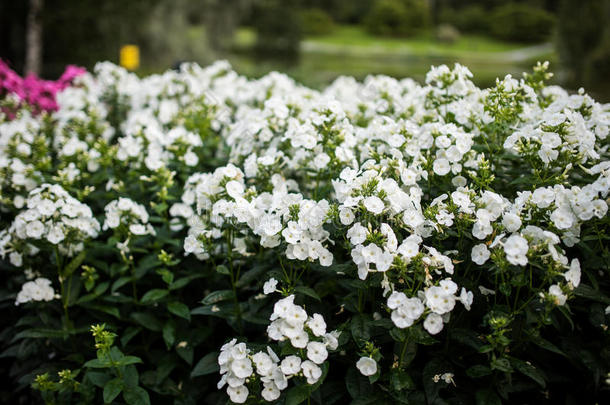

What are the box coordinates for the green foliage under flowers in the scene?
[0,60,609,405]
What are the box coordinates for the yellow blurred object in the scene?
[120,45,140,71]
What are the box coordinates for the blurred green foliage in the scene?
[1,0,609,100]
[252,0,302,57]
[489,3,555,43]
[41,0,162,77]
[557,0,610,95]
[364,0,429,38]
[300,8,335,36]
[440,5,489,34]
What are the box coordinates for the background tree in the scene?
[24,0,43,75]
[557,0,610,96]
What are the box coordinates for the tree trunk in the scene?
[24,0,43,75]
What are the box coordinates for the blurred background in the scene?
[1,0,609,100]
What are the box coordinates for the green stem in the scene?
[399,338,409,369]
[130,259,138,301]
[55,248,71,327]
[227,228,243,334]
[106,348,123,379]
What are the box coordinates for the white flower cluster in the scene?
[14,277,56,305]
[181,163,334,267]
[267,295,339,353]
[0,184,100,265]
[217,295,340,403]
[0,112,46,208]
[218,340,277,403]
[1,60,608,403]
[387,278,473,334]
[103,197,155,237]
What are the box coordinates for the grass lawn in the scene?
[306,25,527,53]
[233,25,540,57]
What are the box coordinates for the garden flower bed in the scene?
[0,60,608,404]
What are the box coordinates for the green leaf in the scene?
[163,321,176,349]
[121,327,142,347]
[216,265,230,275]
[155,360,175,385]
[122,386,150,405]
[490,357,512,372]
[351,314,371,343]
[295,286,321,301]
[191,303,234,318]
[475,389,501,405]
[167,301,191,321]
[116,356,143,366]
[422,357,448,405]
[511,358,546,388]
[176,343,194,365]
[574,284,610,304]
[12,328,73,341]
[466,365,492,378]
[134,255,161,280]
[191,352,220,377]
[123,365,139,387]
[130,312,163,332]
[84,358,110,368]
[390,369,414,391]
[63,250,87,278]
[111,276,132,293]
[346,366,371,399]
[529,333,566,357]
[407,325,438,346]
[86,371,110,388]
[103,378,123,403]
[395,340,417,368]
[140,289,169,304]
[390,327,406,342]
[285,385,310,405]
[449,328,484,350]
[235,264,268,287]
[77,281,110,304]
[201,290,234,305]
[169,274,205,291]
[352,396,384,405]
[157,268,174,285]
[80,304,121,318]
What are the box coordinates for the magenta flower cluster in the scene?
[0,60,86,114]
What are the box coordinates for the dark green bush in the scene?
[253,0,302,56]
[300,8,335,36]
[490,3,555,43]
[364,0,429,37]
[441,5,490,34]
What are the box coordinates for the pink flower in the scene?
[58,65,86,88]
[0,59,86,116]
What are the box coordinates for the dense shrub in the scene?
[557,0,610,92]
[1,61,609,405]
[440,5,489,34]
[253,0,302,56]
[364,0,429,37]
[489,3,555,43]
[300,8,335,36]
